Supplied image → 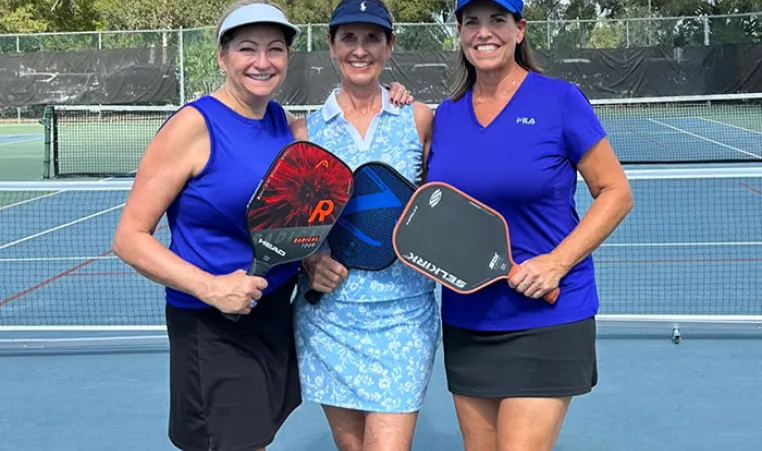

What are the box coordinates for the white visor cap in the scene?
[217,3,301,46]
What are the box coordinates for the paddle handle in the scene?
[305,289,324,305]
[507,266,561,304]
[543,287,560,304]
[223,260,272,322]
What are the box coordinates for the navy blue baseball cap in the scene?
[329,0,394,31]
[455,0,524,18]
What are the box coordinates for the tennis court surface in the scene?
[2,93,762,449]
[0,124,44,181]
[1,165,761,450]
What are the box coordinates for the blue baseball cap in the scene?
[329,0,394,31]
[455,0,524,18]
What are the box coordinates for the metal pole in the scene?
[179,27,186,104]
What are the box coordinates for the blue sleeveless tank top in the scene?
[165,95,299,309]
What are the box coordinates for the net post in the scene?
[41,105,53,179]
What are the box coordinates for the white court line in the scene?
[0,203,124,250]
[0,137,41,146]
[696,116,762,138]
[0,191,62,212]
[0,256,119,262]
[602,241,762,247]
[0,241,756,260]
[647,118,762,160]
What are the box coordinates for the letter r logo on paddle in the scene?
[309,200,335,223]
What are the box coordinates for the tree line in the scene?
[1,0,760,34]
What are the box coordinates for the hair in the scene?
[449,12,542,102]
[327,0,394,44]
[215,0,295,52]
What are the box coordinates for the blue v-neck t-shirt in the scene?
[426,71,608,331]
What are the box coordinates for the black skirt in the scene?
[165,277,301,451]
[442,317,598,398]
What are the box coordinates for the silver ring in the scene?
[249,300,258,308]
[519,282,529,289]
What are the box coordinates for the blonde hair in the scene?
[215,0,294,50]
[449,14,542,101]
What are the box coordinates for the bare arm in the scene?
[286,111,308,141]
[112,107,265,312]
[412,101,434,184]
[551,138,633,271]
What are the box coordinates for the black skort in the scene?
[165,277,301,451]
[442,317,598,398]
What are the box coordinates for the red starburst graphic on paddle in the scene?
[247,142,353,231]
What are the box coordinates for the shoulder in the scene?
[157,103,208,144]
[305,107,328,133]
[434,96,459,114]
[527,72,591,106]
[267,100,289,121]
[411,102,434,131]
[527,72,576,93]
[289,116,307,140]
[432,94,468,124]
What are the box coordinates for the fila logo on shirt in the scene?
[516,117,535,125]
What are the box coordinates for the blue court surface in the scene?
[1,165,762,449]
[596,103,762,164]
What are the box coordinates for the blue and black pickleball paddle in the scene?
[304,161,417,305]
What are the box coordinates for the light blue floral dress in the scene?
[293,87,441,413]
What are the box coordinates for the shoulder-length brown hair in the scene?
[449,13,542,101]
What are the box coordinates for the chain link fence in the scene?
[1,12,760,120]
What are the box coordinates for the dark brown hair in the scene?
[450,12,542,101]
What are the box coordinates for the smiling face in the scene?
[329,23,395,88]
[458,0,526,74]
[217,23,289,101]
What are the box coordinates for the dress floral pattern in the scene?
[293,87,441,413]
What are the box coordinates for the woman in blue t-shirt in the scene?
[426,0,633,449]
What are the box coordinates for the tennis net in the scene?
[41,93,762,178]
[1,166,762,348]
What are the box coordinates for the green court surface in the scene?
[0,123,45,181]
[53,122,156,178]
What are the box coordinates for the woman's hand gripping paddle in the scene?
[223,141,354,321]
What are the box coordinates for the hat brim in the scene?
[328,15,393,31]
[217,4,301,46]
[455,0,522,18]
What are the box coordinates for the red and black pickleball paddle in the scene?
[224,140,354,321]
[392,182,560,303]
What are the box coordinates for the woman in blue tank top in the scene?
[424,0,634,450]
[113,2,308,450]
[291,1,440,449]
